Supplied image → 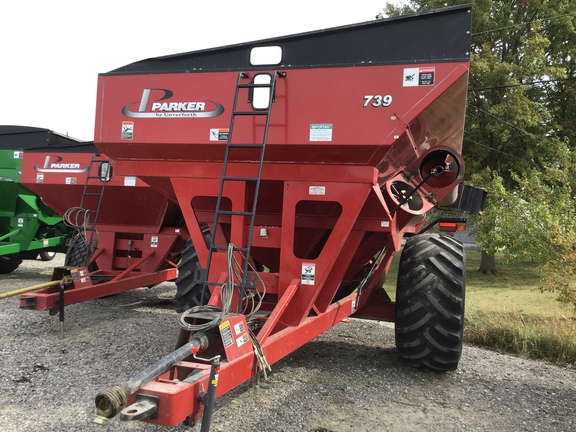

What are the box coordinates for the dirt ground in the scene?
[0,256,575,432]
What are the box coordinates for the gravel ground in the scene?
[1,257,575,432]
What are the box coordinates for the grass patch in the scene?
[382,247,576,368]
[464,250,576,368]
[464,310,576,367]
[465,250,569,317]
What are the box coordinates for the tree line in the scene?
[385,0,576,309]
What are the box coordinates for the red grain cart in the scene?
[93,5,484,428]
[17,131,186,312]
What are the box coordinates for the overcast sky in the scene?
[1,1,391,140]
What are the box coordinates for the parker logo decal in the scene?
[34,156,89,173]
[122,88,225,118]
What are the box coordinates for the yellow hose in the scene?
[0,280,62,299]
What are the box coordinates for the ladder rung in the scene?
[232,111,269,116]
[202,71,276,292]
[237,83,272,89]
[222,177,258,182]
[83,193,103,197]
[228,143,264,149]
[211,246,248,252]
[216,210,253,216]
[210,245,249,252]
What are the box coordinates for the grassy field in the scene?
[465,251,567,317]
[382,248,576,368]
[465,250,576,368]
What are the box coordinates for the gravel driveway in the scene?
[1,257,575,432]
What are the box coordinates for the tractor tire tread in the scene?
[175,239,210,312]
[0,256,22,274]
[64,232,92,268]
[395,233,465,372]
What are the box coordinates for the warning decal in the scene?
[70,269,80,282]
[121,122,134,140]
[210,128,229,141]
[403,67,435,87]
[301,262,316,285]
[220,321,234,348]
[236,333,249,348]
[233,321,245,335]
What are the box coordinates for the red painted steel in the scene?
[95,64,468,164]
[18,151,187,311]
[125,294,357,426]
[19,267,178,310]
[90,5,473,426]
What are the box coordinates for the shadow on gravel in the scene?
[1,265,56,282]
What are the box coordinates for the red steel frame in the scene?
[18,151,186,312]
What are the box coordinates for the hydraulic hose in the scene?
[0,280,61,299]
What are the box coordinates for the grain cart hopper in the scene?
[16,132,187,312]
[0,126,71,274]
[93,5,484,428]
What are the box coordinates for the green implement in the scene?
[0,126,75,274]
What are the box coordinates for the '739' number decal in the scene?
[363,95,393,107]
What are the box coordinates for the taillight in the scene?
[439,221,466,232]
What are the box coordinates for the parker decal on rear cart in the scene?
[34,155,89,173]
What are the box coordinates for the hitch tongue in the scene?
[93,336,206,424]
[120,395,158,421]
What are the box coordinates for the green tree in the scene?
[469,145,576,308]
[385,0,575,177]
[384,1,576,307]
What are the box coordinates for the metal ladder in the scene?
[203,71,284,306]
[75,153,110,263]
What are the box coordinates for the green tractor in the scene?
[0,126,74,274]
